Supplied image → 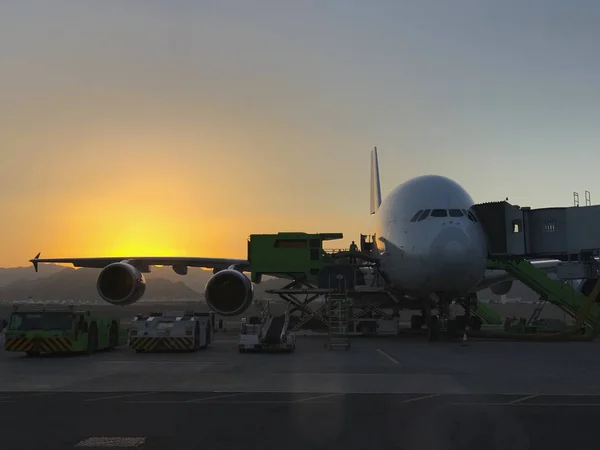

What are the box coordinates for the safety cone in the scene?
[461,332,468,346]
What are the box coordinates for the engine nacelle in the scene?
[490,280,513,296]
[96,262,146,306]
[205,269,253,316]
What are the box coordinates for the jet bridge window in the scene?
[512,219,522,233]
[417,209,431,221]
[430,209,448,217]
[448,209,464,217]
[410,210,423,222]
[543,220,556,233]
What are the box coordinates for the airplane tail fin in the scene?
[370,147,382,215]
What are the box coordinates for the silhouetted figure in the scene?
[349,240,358,263]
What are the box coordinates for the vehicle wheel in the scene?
[26,351,40,357]
[86,324,98,354]
[108,322,118,350]
[239,348,246,353]
[194,322,200,350]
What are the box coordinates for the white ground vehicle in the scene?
[129,310,213,352]
[238,304,295,353]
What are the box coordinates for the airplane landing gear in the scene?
[425,296,440,341]
[456,293,482,331]
[410,314,424,330]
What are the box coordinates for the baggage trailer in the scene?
[129,310,213,353]
[4,305,120,356]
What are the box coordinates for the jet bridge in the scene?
[471,200,600,340]
[472,200,600,261]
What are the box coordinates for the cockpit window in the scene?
[417,209,431,221]
[430,209,447,217]
[410,210,423,222]
[467,211,478,222]
[470,208,479,222]
[449,209,464,217]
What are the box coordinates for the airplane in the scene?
[29,147,559,339]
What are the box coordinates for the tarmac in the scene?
[3,333,600,449]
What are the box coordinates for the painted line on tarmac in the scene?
[85,392,157,402]
[292,393,341,403]
[125,400,335,405]
[507,394,539,404]
[376,349,400,365]
[187,392,249,403]
[452,402,600,407]
[98,361,227,364]
[403,393,440,403]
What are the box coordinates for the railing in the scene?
[323,248,349,254]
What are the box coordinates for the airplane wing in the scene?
[477,259,561,290]
[29,253,249,273]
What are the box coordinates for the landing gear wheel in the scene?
[428,316,440,341]
[469,316,482,331]
[446,319,458,339]
[410,315,423,330]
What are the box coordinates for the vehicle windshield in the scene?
[9,312,73,331]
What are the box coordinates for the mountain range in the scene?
[0,265,288,303]
[0,264,539,304]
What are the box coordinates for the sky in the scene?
[2,1,600,267]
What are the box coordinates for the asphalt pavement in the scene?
[4,334,600,449]
[1,391,599,450]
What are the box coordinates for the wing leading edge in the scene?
[29,253,249,273]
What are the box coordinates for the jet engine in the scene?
[205,269,253,316]
[96,262,146,306]
[490,280,513,296]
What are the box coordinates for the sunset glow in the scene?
[2,2,600,267]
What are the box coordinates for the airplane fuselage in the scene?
[371,174,488,298]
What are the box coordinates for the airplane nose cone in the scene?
[429,226,486,292]
[442,240,467,262]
